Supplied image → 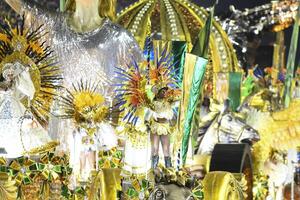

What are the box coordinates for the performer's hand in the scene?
[29,119,38,129]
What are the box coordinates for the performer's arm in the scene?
[5,0,23,14]
[5,0,53,24]
[144,108,151,130]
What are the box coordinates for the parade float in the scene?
[117,0,299,199]
[0,0,299,199]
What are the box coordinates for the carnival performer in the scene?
[0,62,52,158]
[0,17,62,158]
[114,44,181,170]
[113,61,152,176]
[146,86,179,169]
[60,81,118,181]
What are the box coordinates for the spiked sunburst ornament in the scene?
[0,17,62,127]
[59,80,109,135]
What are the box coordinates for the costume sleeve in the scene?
[98,21,143,78]
[114,28,143,68]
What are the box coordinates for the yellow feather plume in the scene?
[72,91,108,124]
[73,91,105,111]
[251,100,300,172]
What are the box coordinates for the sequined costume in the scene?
[113,41,181,171]
[57,80,119,181]
[13,1,142,140]
[20,0,142,91]
[0,13,63,158]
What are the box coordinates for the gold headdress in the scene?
[0,17,62,127]
[60,80,109,133]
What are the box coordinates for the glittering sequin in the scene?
[0,100,13,119]
[22,2,142,96]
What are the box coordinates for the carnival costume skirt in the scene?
[0,96,51,158]
[117,124,151,176]
[150,119,171,136]
[123,139,151,175]
[0,117,51,158]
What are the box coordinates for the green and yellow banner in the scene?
[284,5,300,108]
[180,54,208,164]
[172,41,187,84]
[180,4,215,165]
[229,72,243,111]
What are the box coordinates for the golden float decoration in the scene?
[117,0,241,99]
[203,171,247,200]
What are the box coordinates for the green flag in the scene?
[172,41,187,84]
[284,5,299,108]
[229,72,243,111]
[181,6,214,165]
[181,55,207,165]
[191,6,214,58]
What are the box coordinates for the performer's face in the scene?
[5,72,14,82]
[157,88,168,99]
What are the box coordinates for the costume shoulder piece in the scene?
[0,16,63,127]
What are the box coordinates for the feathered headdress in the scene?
[114,60,151,125]
[59,80,109,127]
[114,44,181,125]
[0,16,62,127]
[148,46,179,90]
[148,45,181,102]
